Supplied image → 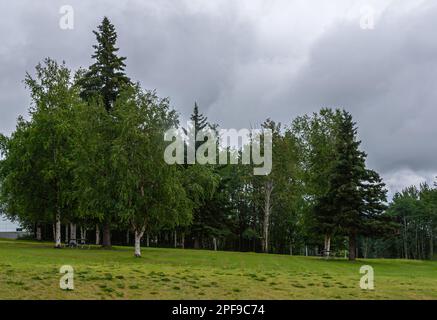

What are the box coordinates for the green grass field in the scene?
[0,239,436,300]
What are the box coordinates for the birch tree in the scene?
[112,86,193,257]
[0,58,80,248]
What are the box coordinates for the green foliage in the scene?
[111,86,193,231]
[386,183,437,259]
[0,17,411,261]
[0,58,81,228]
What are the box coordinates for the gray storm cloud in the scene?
[0,0,435,196]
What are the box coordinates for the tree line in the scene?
[0,17,434,260]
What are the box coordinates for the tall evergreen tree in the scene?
[324,110,388,260]
[190,102,209,152]
[183,102,219,249]
[78,17,131,112]
[77,17,131,247]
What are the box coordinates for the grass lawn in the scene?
[0,239,436,300]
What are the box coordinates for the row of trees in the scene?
[384,184,437,260]
[0,17,427,260]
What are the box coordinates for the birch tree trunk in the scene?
[36,224,42,241]
[324,234,331,258]
[134,227,146,257]
[174,230,177,248]
[403,217,408,259]
[213,237,217,251]
[146,233,150,247]
[126,230,130,245]
[262,180,273,253]
[55,210,62,248]
[95,225,100,245]
[52,224,56,242]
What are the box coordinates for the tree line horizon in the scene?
[0,17,435,260]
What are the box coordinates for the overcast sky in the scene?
[0,0,436,199]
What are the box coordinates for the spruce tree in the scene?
[76,17,131,248]
[324,110,387,260]
[78,17,131,112]
[184,102,220,249]
[330,111,366,260]
[190,102,209,152]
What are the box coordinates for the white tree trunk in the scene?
[36,224,42,241]
[305,245,308,256]
[324,234,331,258]
[126,230,130,245]
[262,180,273,253]
[55,211,61,248]
[289,243,293,255]
[134,228,145,257]
[213,237,217,251]
[80,226,86,244]
[95,225,100,245]
[146,233,150,247]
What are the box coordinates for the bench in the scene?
[65,238,90,249]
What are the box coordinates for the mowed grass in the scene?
[0,239,436,300]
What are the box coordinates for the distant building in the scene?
[0,216,27,239]
[0,216,19,231]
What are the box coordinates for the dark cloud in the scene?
[282,2,437,183]
[0,0,436,196]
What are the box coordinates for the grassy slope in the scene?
[0,239,436,300]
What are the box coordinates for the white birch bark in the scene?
[80,226,86,244]
[262,180,273,253]
[95,224,100,245]
[134,227,146,257]
[213,237,217,251]
[55,211,61,248]
[36,225,42,241]
[324,234,331,258]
